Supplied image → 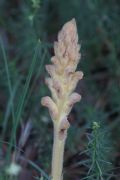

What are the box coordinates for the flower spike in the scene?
[41,18,83,180]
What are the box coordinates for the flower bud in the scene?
[41,96,58,120]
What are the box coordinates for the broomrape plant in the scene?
[41,19,83,180]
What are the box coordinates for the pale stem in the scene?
[51,123,67,180]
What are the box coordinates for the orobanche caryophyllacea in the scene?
[41,19,83,180]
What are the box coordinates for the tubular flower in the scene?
[41,19,83,180]
[41,18,83,126]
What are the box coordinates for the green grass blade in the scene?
[6,40,41,161]
[0,37,15,125]
[24,44,46,109]
[23,158,50,180]
[2,79,20,139]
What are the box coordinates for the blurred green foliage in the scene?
[0,0,120,179]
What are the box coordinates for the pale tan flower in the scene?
[41,19,83,180]
[41,19,83,126]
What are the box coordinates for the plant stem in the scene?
[51,123,66,180]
